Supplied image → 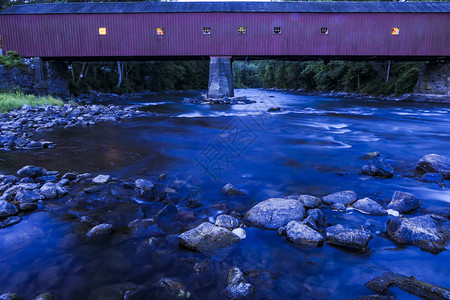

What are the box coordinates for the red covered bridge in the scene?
[0,1,449,97]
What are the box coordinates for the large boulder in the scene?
[361,160,394,178]
[322,190,358,210]
[17,165,47,178]
[386,191,421,214]
[244,198,306,230]
[386,214,449,253]
[0,200,18,218]
[417,154,450,179]
[352,197,387,215]
[178,222,241,252]
[285,221,324,246]
[326,224,372,250]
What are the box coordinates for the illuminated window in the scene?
[238,27,246,35]
[157,28,164,36]
[98,27,107,36]
[274,27,281,34]
[392,27,400,36]
[320,27,328,35]
[203,27,211,35]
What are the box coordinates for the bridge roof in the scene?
[1,1,449,15]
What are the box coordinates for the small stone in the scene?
[17,165,47,178]
[224,267,255,299]
[86,223,114,238]
[35,175,59,184]
[232,228,246,240]
[62,172,77,180]
[297,195,322,209]
[244,198,306,230]
[179,222,241,252]
[352,197,387,215]
[92,174,111,184]
[157,174,167,181]
[361,159,394,178]
[135,178,154,191]
[267,106,281,112]
[215,214,239,230]
[420,172,444,183]
[0,200,18,217]
[221,183,245,196]
[58,179,70,186]
[364,151,381,159]
[322,190,357,208]
[326,224,372,250]
[0,292,22,300]
[387,191,421,214]
[285,221,324,246]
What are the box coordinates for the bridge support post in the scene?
[33,58,70,97]
[208,56,234,99]
[414,62,450,95]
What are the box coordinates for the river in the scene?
[0,89,449,299]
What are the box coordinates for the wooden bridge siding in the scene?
[0,12,448,57]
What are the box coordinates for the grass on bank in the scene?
[0,92,64,113]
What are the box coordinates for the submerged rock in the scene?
[0,292,22,300]
[0,200,18,217]
[386,191,421,214]
[221,183,245,196]
[0,216,22,229]
[178,222,241,252]
[224,267,255,299]
[33,293,54,300]
[285,221,324,246]
[352,198,387,215]
[366,272,450,299]
[386,214,449,253]
[361,159,394,178]
[326,224,372,250]
[86,223,114,238]
[92,174,111,184]
[420,172,444,183]
[297,195,322,209]
[322,190,358,209]
[417,154,450,179]
[244,198,306,230]
[17,165,47,178]
[215,214,239,230]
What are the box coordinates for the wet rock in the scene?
[19,202,38,211]
[322,190,357,209]
[58,179,70,186]
[285,221,324,246]
[62,172,77,180]
[215,214,239,230]
[135,178,154,196]
[40,182,68,199]
[128,218,158,236]
[364,151,381,159]
[0,292,22,300]
[386,191,421,214]
[421,207,450,219]
[178,222,241,252]
[17,165,47,178]
[86,223,114,238]
[88,282,137,300]
[297,195,322,209]
[35,175,58,184]
[19,177,34,183]
[14,189,43,203]
[326,224,372,250]
[154,278,191,299]
[417,154,450,178]
[0,200,18,217]
[157,174,167,181]
[267,107,281,112]
[366,272,450,299]
[0,216,22,229]
[224,267,255,299]
[352,198,387,215]
[307,208,325,226]
[33,293,54,300]
[244,198,306,230]
[221,183,246,196]
[420,172,444,183]
[92,174,111,184]
[361,159,394,178]
[232,228,246,240]
[301,215,319,230]
[386,214,449,253]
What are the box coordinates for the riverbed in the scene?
[0,89,449,299]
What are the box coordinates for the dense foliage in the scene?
[0,51,26,70]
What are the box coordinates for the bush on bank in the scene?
[0,92,64,113]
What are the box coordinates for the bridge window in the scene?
[157,28,164,36]
[274,27,281,34]
[320,27,328,35]
[203,27,211,35]
[238,27,246,35]
[98,28,107,36]
[392,27,400,36]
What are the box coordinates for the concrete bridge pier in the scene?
[33,58,70,97]
[208,56,234,99]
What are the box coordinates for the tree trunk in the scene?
[117,61,123,89]
[77,62,87,84]
[386,60,391,83]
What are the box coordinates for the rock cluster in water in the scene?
[0,104,155,151]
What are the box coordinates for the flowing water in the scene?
[0,89,449,299]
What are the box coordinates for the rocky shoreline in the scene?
[0,151,449,299]
[0,103,155,151]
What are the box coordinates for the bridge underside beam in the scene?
[208,56,234,99]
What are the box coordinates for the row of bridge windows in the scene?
[98,26,400,36]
